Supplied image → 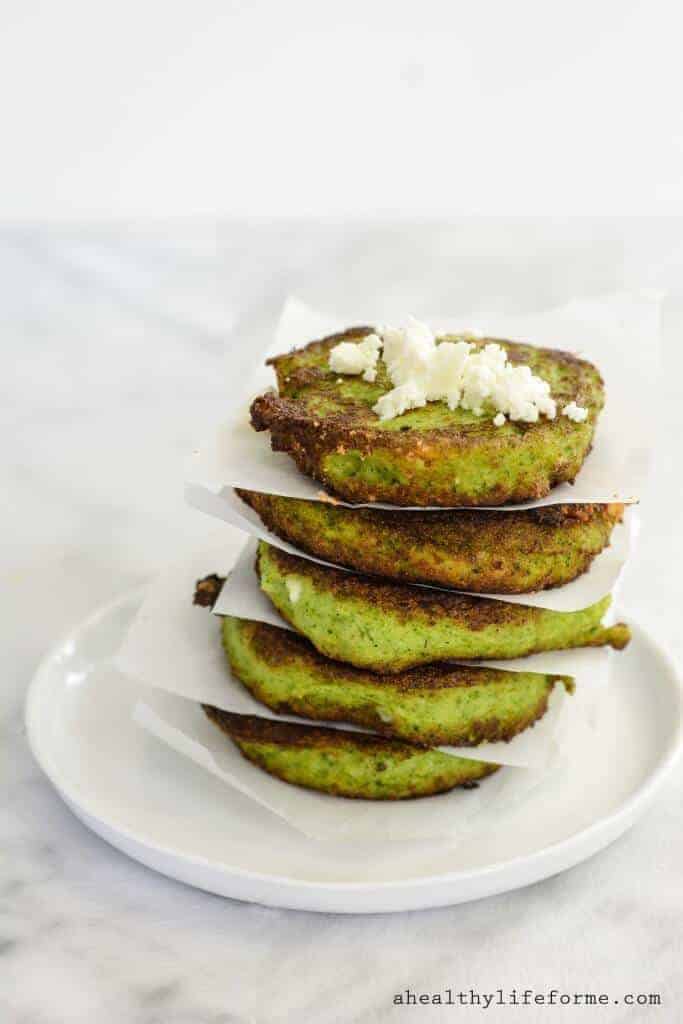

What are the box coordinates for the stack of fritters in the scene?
[200,328,629,800]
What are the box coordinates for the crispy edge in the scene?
[203,703,429,755]
[256,541,551,630]
[228,616,572,694]
[238,488,623,532]
[202,705,500,799]
[193,573,225,608]
[238,488,623,592]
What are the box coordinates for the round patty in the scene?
[223,616,572,747]
[255,541,630,673]
[250,328,604,507]
[203,706,499,800]
[238,489,623,594]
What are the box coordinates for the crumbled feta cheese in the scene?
[562,401,588,423]
[327,317,584,425]
[379,317,436,390]
[329,332,381,382]
[427,340,471,407]
[285,576,303,604]
[373,380,427,421]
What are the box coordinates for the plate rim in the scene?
[25,588,683,898]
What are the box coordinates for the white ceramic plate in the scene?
[26,591,682,915]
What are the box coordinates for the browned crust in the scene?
[238,488,623,593]
[193,574,225,608]
[251,389,586,457]
[230,617,571,694]
[256,542,549,630]
[203,704,429,756]
[253,691,551,747]
[203,706,500,798]
[238,488,623,533]
[250,400,587,506]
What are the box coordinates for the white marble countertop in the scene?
[3,221,683,1023]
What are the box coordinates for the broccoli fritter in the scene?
[203,706,499,800]
[221,615,572,746]
[238,489,623,593]
[250,328,604,507]
[255,542,630,673]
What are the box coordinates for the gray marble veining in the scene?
[2,220,683,1023]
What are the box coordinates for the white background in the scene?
[2,0,683,220]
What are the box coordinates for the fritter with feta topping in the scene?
[249,328,604,507]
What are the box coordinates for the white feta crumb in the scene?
[562,401,588,423]
[285,576,303,604]
[373,380,427,420]
[329,332,381,380]
[380,317,436,391]
[328,317,561,424]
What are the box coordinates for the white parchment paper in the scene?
[185,482,635,613]
[115,542,612,770]
[186,293,661,511]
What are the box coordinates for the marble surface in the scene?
[3,221,683,1023]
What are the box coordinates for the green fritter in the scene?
[237,488,623,594]
[250,328,604,507]
[256,542,630,673]
[203,706,499,800]
[221,615,573,746]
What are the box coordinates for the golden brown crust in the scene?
[238,490,624,594]
[254,691,550,747]
[193,574,225,608]
[203,704,423,756]
[239,487,622,533]
[232,617,571,695]
[256,542,547,630]
[203,705,500,798]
